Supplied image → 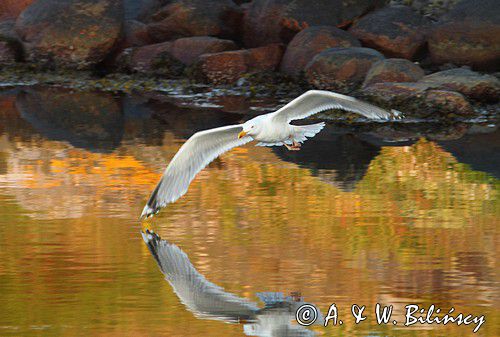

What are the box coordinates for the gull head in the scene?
[238,117,264,139]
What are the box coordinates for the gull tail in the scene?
[293,122,325,143]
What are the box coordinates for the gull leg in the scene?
[284,141,301,151]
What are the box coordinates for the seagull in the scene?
[141,90,401,218]
[141,229,320,336]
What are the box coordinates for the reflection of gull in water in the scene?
[141,230,319,337]
[142,90,401,218]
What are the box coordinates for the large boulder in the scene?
[349,6,429,60]
[117,41,184,76]
[147,0,242,42]
[362,82,474,117]
[424,89,474,115]
[15,0,123,69]
[363,58,425,87]
[428,0,500,70]
[280,26,360,76]
[305,47,385,92]
[0,0,35,20]
[169,36,238,65]
[243,0,388,47]
[197,44,283,84]
[418,68,500,102]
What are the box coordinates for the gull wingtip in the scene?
[140,204,157,220]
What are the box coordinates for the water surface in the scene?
[0,87,498,336]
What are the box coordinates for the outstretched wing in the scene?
[142,230,259,322]
[271,90,401,123]
[141,124,252,218]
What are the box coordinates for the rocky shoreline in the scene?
[1,0,499,120]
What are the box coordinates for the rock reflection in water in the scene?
[142,230,318,337]
[16,87,124,153]
[273,130,381,191]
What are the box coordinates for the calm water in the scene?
[0,87,498,337]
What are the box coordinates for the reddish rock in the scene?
[170,36,238,65]
[305,47,385,92]
[246,44,283,71]
[117,41,184,76]
[198,50,247,84]
[0,0,34,20]
[15,0,123,69]
[363,58,425,87]
[147,0,242,42]
[280,26,361,76]
[424,90,474,115]
[349,6,429,60]
[121,20,153,49]
[428,0,500,70]
[243,0,388,47]
[198,44,284,84]
[419,68,500,102]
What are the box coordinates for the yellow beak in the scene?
[238,131,247,139]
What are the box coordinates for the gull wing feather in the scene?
[271,90,400,123]
[142,124,251,218]
[142,230,259,322]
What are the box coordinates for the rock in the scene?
[419,68,500,102]
[121,20,153,49]
[117,37,238,74]
[169,36,238,65]
[363,81,432,102]
[349,6,429,60]
[198,51,247,84]
[0,0,34,20]
[280,26,361,76]
[117,41,184,76]
[124,0,161,22]
[246,44,283,71]
[428,0,500,70]
[424,89,474,115]
[198,44,283,84]
[147,0,242,42]
[305,47,385,92]
[362,82,474,117]
[243,0,388,47]
[363,58,425,87]
[15,0,123,69]
[389,0,461,20]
